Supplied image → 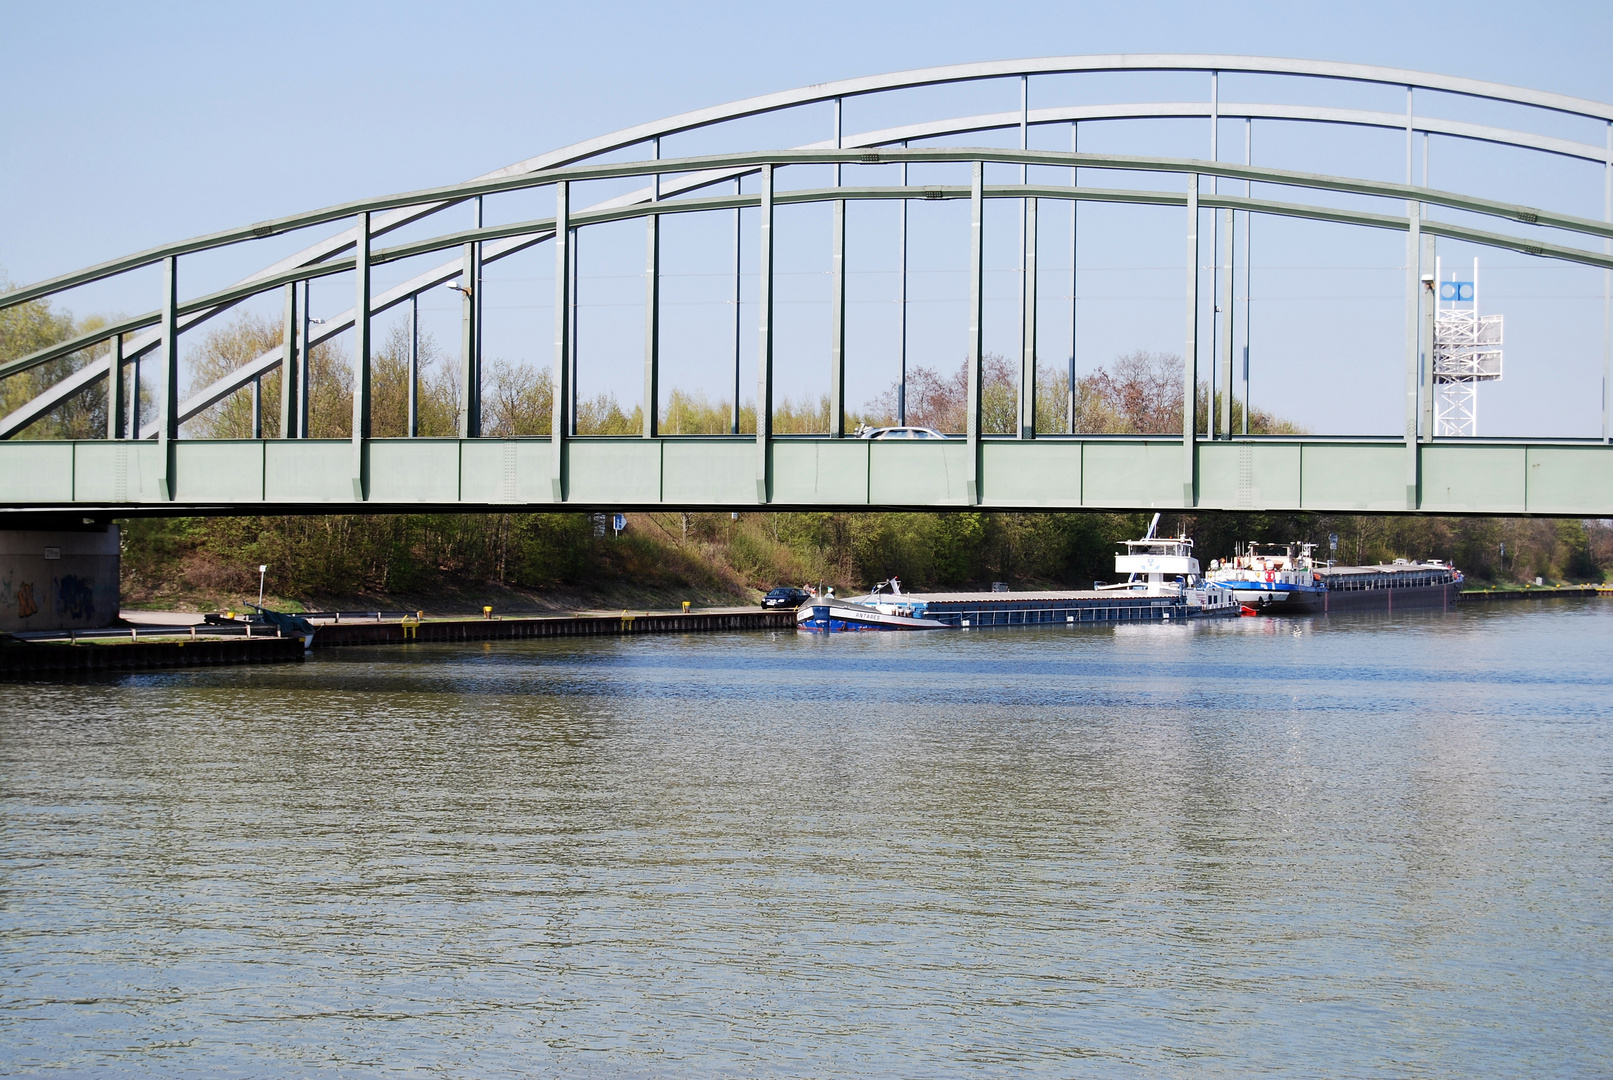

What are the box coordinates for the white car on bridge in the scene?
[857,426,948,440]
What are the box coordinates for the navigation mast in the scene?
[1432,257,1503,437]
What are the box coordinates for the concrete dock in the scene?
[0,608,795,676]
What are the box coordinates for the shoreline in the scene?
[1461,585,1612,601]
[1,607,796,677]
[9,590,1610,677]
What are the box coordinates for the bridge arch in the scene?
[3,57,1611,515]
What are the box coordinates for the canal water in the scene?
[3,601,1610,1077]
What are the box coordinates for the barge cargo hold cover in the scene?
[897,590,1201,628]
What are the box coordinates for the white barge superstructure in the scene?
[1206,542,1328,613]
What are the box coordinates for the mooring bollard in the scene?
[483,606,493,620]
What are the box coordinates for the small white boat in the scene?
[795,578,950,631]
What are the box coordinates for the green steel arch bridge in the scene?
[4,55,1612,519]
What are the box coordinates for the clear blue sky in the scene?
[5,0,1608,284]
[4,0,1611,437]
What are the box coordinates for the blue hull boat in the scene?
[796,600,949,631]
[795,583,949,631]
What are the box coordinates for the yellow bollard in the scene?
[483,606,493,620]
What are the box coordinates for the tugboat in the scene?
[795,578,950,631]
[1204,542,1327,614]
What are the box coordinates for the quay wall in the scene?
[1461,585,1610,601]
[1,609,794,675]
[0,636,304,677]
[312,609,795,647]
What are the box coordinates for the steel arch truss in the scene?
[3,55,1612,516]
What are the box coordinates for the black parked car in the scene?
[762,587,811,610]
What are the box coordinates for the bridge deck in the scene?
[2,436,1609,516]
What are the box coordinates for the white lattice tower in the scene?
[1432,262,1502,437]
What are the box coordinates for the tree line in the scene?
[2,289,1606,606]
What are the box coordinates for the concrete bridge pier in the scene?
[0,523,120,633]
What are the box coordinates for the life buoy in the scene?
[1264,570,1276,583]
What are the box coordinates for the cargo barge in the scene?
[1207,543,1463,615]
[797,516,1238,630]
[1317,561,1463,612]
[795,586,1225,631]
[889,588,1206,628]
